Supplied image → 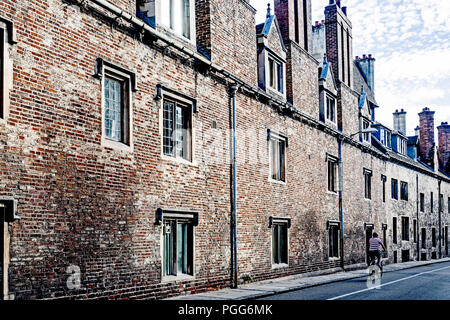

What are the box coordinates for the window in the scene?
[398,138,407,155]
[380,128,385,145]
[420,193,425,212]
[272,221,288,265]
[328,222,340,258]
[439,194,443,212]
[364,169,372,200]
[386,131,392,148]
[413,219,417,243]
[448,197,450,214]
[401,217,409,241]
[391,179,398,200]
[400,182,408,201]
[431,192,434,213]
[382,224,387,247]
[163,219,194,277]
[393,217,397,244]
[268,57,284,94]
[421,228,426,249]
[381,175,386,203]
[326,95,336,123]
[432,228,436,248]
[102,67,132,146]
[269,132,286,182]
[161,0,191,39]
[163,98,192,161]
[327,156,338,193]
[362,119,371,142]
[294,0,300,44]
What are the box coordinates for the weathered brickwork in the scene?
[0,0,449,300]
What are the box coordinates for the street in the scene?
[258,261,450,300]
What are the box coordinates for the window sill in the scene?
[156,25,196,48]
[101,138,133,153]
[325,119,337,127]
[161,154,197,167]
[328,257,340,261]
[161,274,195,283]
[327,191,338,196]
[269,178,287,186]
[272,263,289,270]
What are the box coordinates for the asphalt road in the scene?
[258,261,450,300]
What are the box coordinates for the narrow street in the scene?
[258,261,450,300]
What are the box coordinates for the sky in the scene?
[249,0,450,137]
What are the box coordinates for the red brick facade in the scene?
[0,0,449,300]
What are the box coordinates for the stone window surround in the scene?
[327,220,340,259]
[264,48,286,98]
[267,129,288,184]
[326,153,339,194]
[95,58,136,153]
[156,84,197,166]
[269,216,290,268]
[156,208,198,282]
[0,17,16,123]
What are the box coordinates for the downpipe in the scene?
[230,84,239,289]
[338,136,345,270]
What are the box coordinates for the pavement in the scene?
[166,257,450,300]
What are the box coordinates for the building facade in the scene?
[0,0,449,299]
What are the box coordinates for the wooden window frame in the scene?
[271,220,289,266]
[327,221,340,259]
[364,169,372,200]
[162,97,192,162]
[391,179,399,200]
[268,131,287,183]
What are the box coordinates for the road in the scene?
[258,261,450,300]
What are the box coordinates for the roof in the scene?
[408,135,419,146]
[256,14,287,53]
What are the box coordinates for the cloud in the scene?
[250,0,450,132]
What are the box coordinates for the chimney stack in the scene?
[393,109,407,135]
[355,54,376,94]
[274,0,312,52]
[325,0,353,88]
[438,122,450,174]
[418,108,436,168]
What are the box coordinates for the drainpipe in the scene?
[230,84,238,289]
[438,180,442,259]
[338,136,345,270]
[416,174,420,260]
[0,204,4,300]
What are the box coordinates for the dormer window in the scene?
[268,56,284,94]
[161,0,191,39]
[137,0,195,42]
[362,119,371,143]
[326,94,336,124]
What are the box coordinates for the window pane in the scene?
[163,101,175,156]
[269,59,274,88]
[163,222,173,276]
[182,0,190,38]
[278,140,285,181]
[104,76,122,142]
[272,225,278,264]
[177,223,188,274]
[271,139,277,180]
[280,225,287,264]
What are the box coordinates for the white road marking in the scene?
[327,265,450,300]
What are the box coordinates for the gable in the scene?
[265,16,286,58]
